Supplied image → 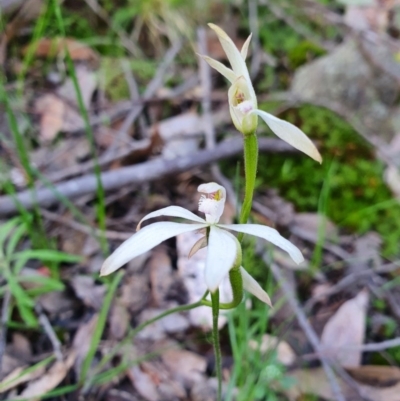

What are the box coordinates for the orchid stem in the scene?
[200,267,243,309]
[211,289,222,401]
[238,132,258,242]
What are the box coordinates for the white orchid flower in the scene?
[100,182,304,305]
[200,23,322,163]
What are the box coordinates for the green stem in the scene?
[211,290,222,401]
[201,267,243,310]
[238,132,258,242]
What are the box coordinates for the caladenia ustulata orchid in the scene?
[100,182,304,307]
[199,24,322,241]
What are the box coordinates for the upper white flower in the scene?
[200,23,322,163]
[100,183,304,306]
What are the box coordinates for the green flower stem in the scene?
[238,132,258,242]
[211,289,222,401]
[200,267,243,310]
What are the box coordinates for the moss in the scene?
[256,105,400,257]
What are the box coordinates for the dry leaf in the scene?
[279,365,400,401]
[320,290,369,367]
[72,314,98,377]
[0,364,46,393]
[109,301,129,340]
[148,249,173,306]
[34,94,65,142]
[161,348,207,384]
[248,334,296,366]
[70,275,106,310]
[152,111,202,159]
[24,37,99,64]
[17,352,76,400]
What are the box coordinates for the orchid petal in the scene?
[208,23,250,80]
[205,226,240,292]
[199,55,236,83]
[252,110,322,163]
[219,224,304,265]
[240,267,272,306]
[101,222,206,276]
[241,34,252,60]
[137,206,206,230]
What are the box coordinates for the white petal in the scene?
[253,110,322,163]
[240,267,272,306]
[137,206,206,230]
[199,55,236,83]
[101,222,206,276]
[219,224,304,265]
[205,226,240,292]
[208,23,250,80]
[241,34,252,60]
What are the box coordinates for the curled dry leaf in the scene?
[320,290,369,367]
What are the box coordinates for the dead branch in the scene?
[0,137,296,216]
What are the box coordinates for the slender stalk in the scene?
[211,290,222,401]
[238,133,258,242]
[201,267,243,310]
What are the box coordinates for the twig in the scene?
[0,137,297,216]
[0,290,11,379]
[267,260,346,401]
[302,337,400,358]
[35,304,63,361]
[197,27,237,209]
[40,209,132,241]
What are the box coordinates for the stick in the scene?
[0,137,296,216]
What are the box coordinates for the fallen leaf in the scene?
[70,275,106,310]
[148,249,173,306]
[72,314,98,377]
[279,365,400,401]
[248,334,296,366]
[161,348,207,384]
[17,352,76,400]
[24,37,99,64]
[320,290,369,367]
[152,111,202,159]
[109,300,129,340]
[0,364,46,393]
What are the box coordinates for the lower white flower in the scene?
[100,182,304,305]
